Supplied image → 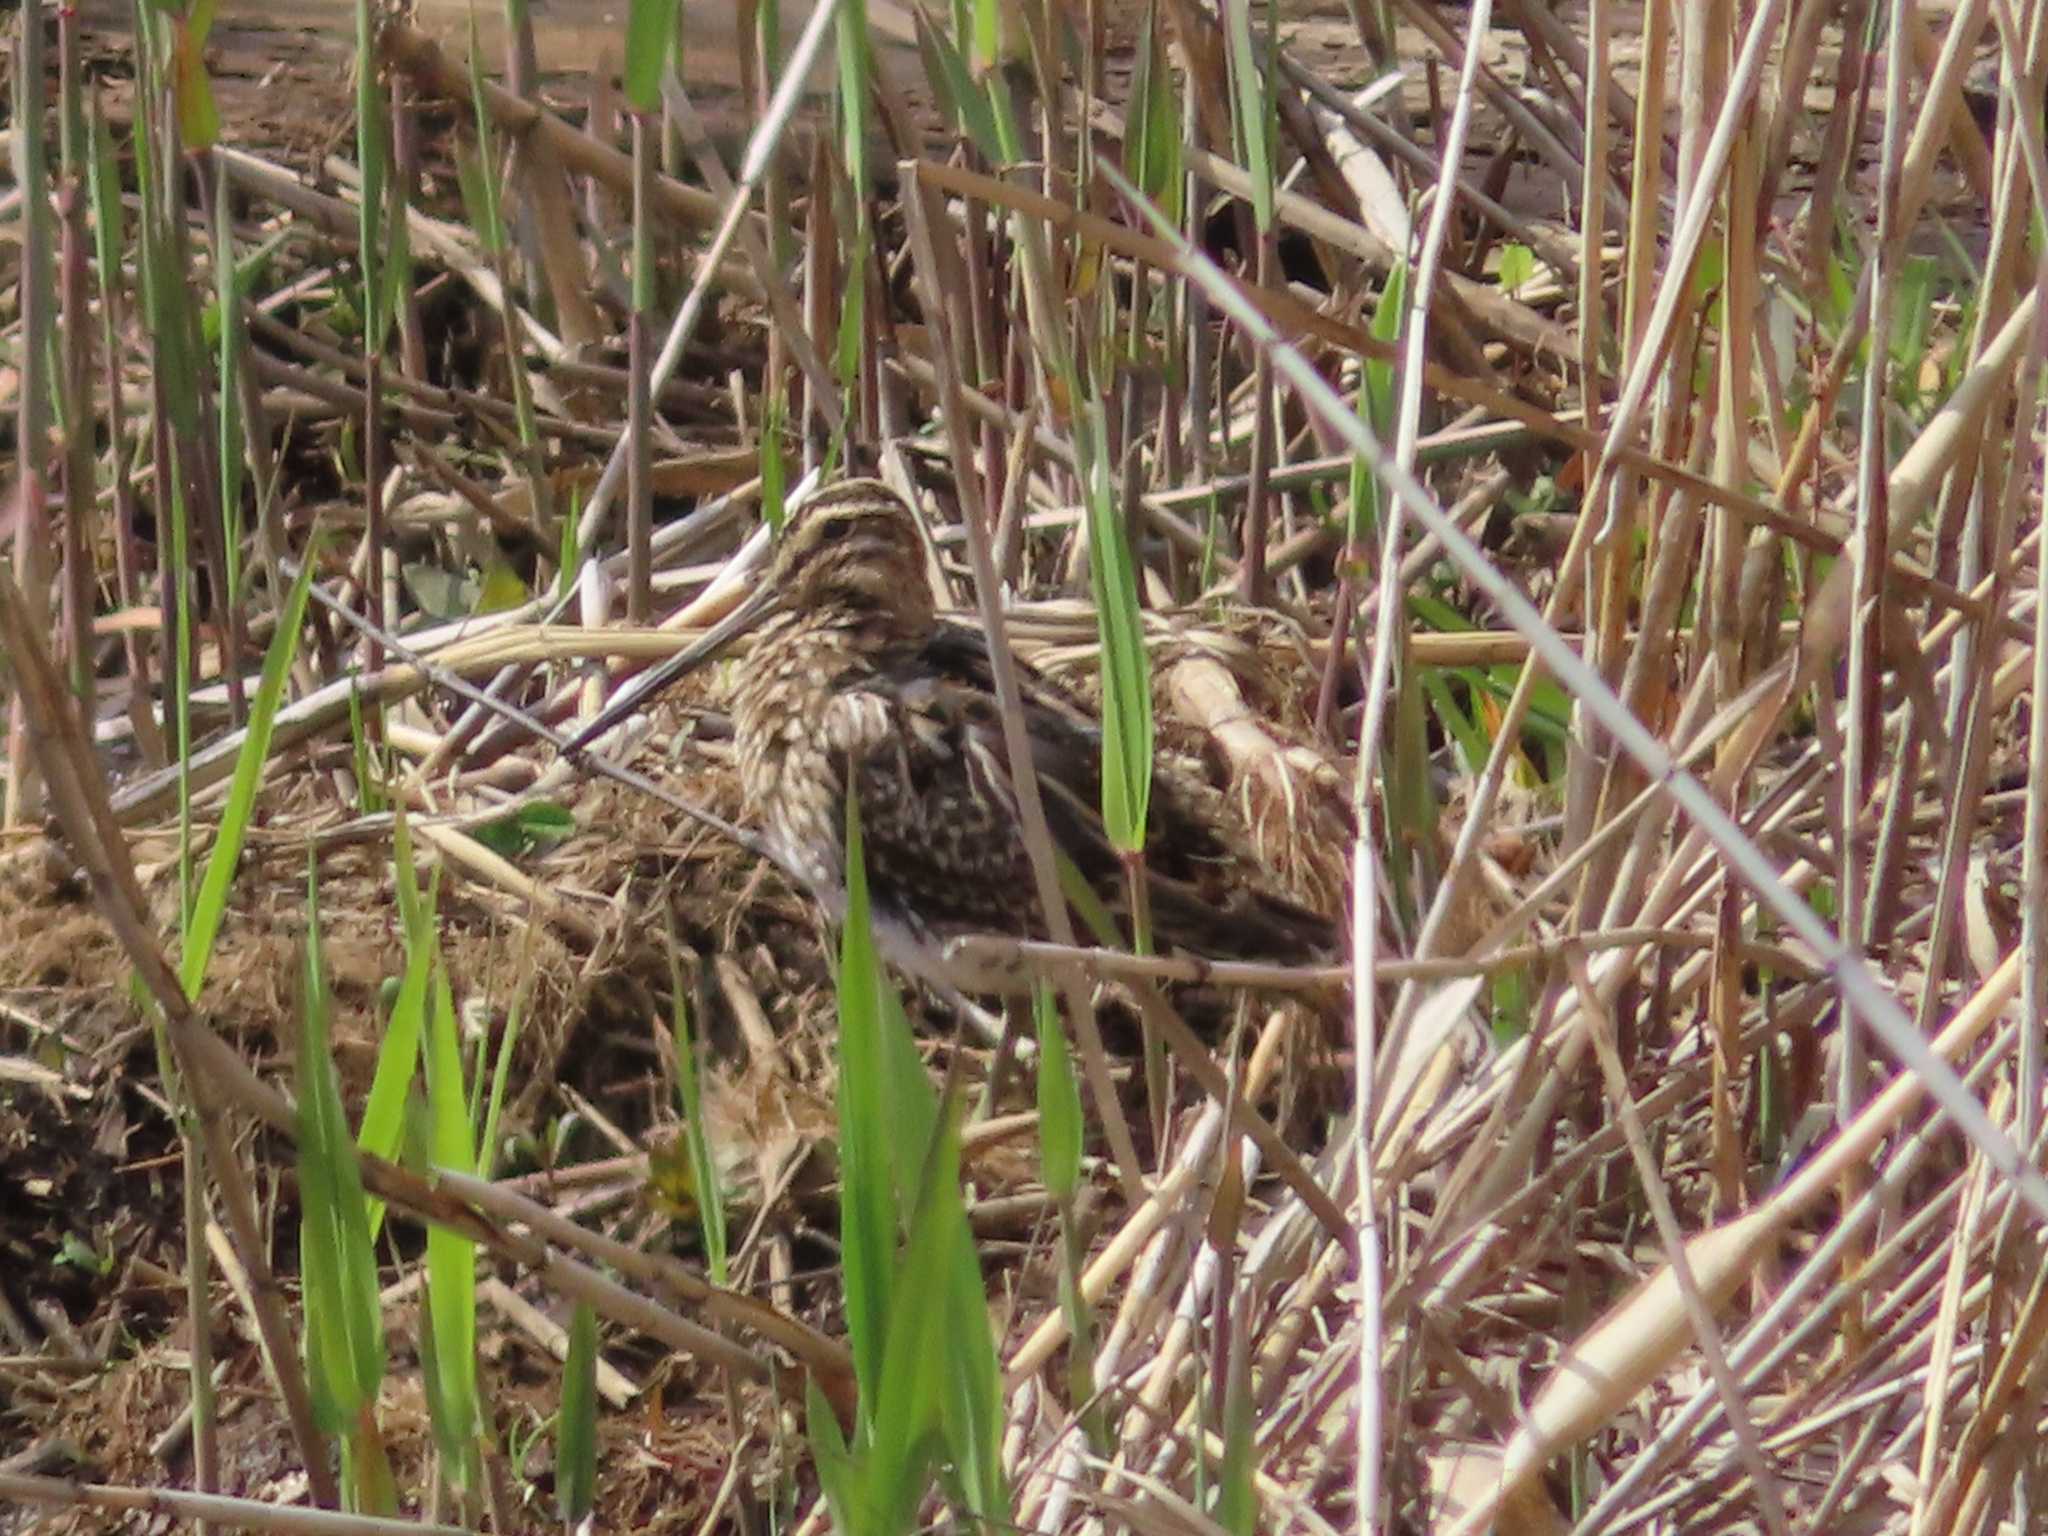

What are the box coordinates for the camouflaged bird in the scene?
[581,478,1330,993]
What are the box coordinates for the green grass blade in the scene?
[87,96,125,296]
[878,980,938,1228]
[836,795,894,1412]
[476,983,524,1182]
[806,1374,860,1528]
[1034,985,1082,1199]
[212,157,244,615]
[1123,0,1182,224]
[296,854,385,1443]
[179,533,316,1000]
[836,252,868,391]
[556,1302,600,1522]
[667,929,729,1283]
[622,0,678,112]
[169,6,221,149]
[1215,1348,1255,1534]
[1078,399,1153,853]
[760,387,788,537]
[835,0,871,209]
[1347,261,1407,546]
[834,796,1004,1526]
[1417,668,1488,775]
[858,1105,961,1531]
[1222,0,1274,230]
[834,0,873,390]
[378,165,413,372]
[935,1125,1005,1520]
[910,4,1001,161]
[422,961,480,1490]
[462,17,508,252]
[968,0,1001,72]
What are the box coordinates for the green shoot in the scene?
[556,1302,600,1524]
[297,853,396,1514]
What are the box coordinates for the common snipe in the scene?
[574,479,1330,992]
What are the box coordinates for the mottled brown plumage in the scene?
[597,479,1330,991]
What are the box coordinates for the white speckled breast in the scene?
[729,611,864,891]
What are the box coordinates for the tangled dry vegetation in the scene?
[3,0,2046,1532]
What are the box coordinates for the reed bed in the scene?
[0,2,2042,1532]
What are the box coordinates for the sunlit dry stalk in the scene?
[1133,128,2048,1327]
[1569,947,1793,1535]
[1151,1069,1345,1508]
[1913,461,2035,1032]
[2025,214,2048,1295]
[1839,0,1911,1141]
[1020,1016,1310,1523]
[1708,9,1758,707]
[627,111,654,622]
[1470,958,2026,1536]
[56,6,95,722]
[1905,0,2048,1040]
[1575,1095,1995,1529]
[0,1472,460,1536]
[803,133,836,470]
[1373,0,1645,1097]
[1377,0,1728,1098]
[387,76,430,380]
[1897,0,1995,227]
[1699,1,1765,1234]
[1355,0,1507,1498]
[1239,233,1278,603]
[1909,1126,2001,1536]
[92,108,166,763]
[1568,0,1616,853]
[1592,0,1669,877]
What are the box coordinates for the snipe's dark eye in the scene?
[820,518,856,542]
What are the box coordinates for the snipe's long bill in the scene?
[570,478,1331,993]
